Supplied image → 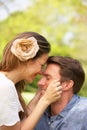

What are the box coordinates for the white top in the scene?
[0,73,23,126]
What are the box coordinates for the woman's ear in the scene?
[62,80,74,91]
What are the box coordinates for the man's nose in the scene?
[38,78,45,87]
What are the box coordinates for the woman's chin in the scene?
[27,78,33,83]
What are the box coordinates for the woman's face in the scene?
[23,54,48,83]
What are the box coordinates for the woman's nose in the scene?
[38,71,42,75]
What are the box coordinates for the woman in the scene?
[0,32,62,130]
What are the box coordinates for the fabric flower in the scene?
[11,37,39,61]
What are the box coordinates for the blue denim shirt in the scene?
[35,95,87,130]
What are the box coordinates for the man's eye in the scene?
[46,77,50,80]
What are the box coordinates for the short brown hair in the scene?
[47,56,85,94]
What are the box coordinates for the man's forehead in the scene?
[45,63,59,71]
[43,63,60,76]
[42,68,52,77]
[42,65,55,76]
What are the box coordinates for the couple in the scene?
[0,31,87,130]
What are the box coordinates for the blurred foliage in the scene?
[0,0,87,96]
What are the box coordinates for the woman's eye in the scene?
[41,65,45,71]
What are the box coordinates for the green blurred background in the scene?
[0,0,87,103]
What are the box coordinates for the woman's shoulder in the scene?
[0,73,17,97]
[0,72,14,88]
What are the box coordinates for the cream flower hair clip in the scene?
[11,37,39,61]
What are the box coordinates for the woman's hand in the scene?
[27,80,62,115]
[41,80,62,105]
[23,81,62,130]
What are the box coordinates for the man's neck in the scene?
[51,93,73,116]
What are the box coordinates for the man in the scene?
[35,56,87,130]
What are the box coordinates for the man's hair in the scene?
[47,56,85,94]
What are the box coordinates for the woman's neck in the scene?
[1,69,23,84]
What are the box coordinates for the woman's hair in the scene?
[0,32,50,71]
[0,32,51,119]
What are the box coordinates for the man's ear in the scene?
[62,80,74,91]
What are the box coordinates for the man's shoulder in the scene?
[69,96,87,114]
[78,96,87,106]
[80,96,87,100]
[63,96,87,123]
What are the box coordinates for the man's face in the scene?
[38,63,61,92]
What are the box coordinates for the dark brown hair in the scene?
[47,56,85,94]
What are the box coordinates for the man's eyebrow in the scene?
[43,73,51,77]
